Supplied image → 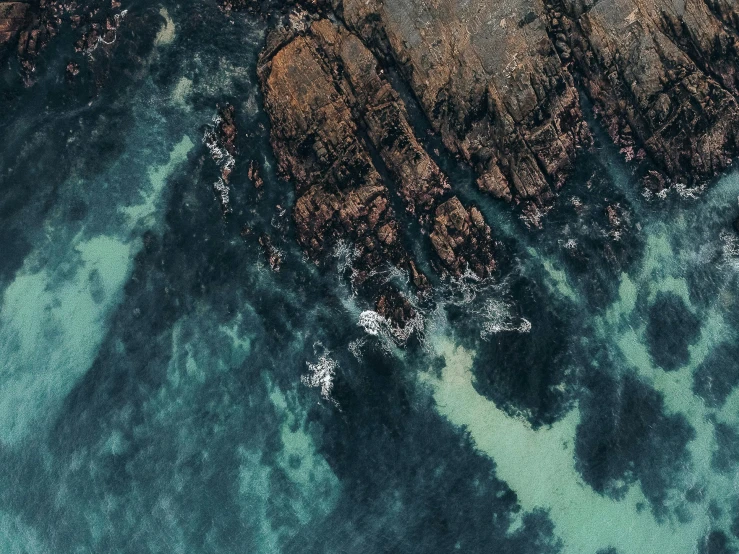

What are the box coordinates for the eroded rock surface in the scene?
[0,2,29,46]
[339,0,592,204]
[258,16,499,322]
[246,0,739,321]
[243,0,739,196]
[554,0,739,188]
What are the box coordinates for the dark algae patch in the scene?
[646,292,701,371]
[575,368,695,518]
[694,342,739,407]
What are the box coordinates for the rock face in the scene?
[338,0,592,204]
[258,16,499,322]
[0,2,29,47]
[555,0,739,188]
[246,0,739,194]
[337,0,739,190]
[250,0,739,320]
[430,199,496,278]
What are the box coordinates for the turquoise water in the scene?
[1,2,739,552]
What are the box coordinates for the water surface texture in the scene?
[2,2,739,553]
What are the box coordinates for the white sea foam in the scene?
[477,299,532,339]
[332,240,362,295]
[212,178,231,214]
[348,337,366,361]
[302,350,339,406]
[351,265,531,360]
[202,116,236,213]
[85,9,128,56]
[357,309,427,352]
[519,203,552,229]
[719,230,739,270]
[675,183,704,199]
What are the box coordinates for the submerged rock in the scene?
[259,233,282,271]
[1,0,130,84]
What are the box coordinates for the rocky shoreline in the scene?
[0,0,128,85]
[257,16,504,325]
[6,0,739,327]
[237,0,739,324]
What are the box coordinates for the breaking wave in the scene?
[302,346,340,407]
[202,113,236,214]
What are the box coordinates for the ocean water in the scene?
[2,2,739,553]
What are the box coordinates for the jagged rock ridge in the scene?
[240,0,739,322]
[258,16,499,324]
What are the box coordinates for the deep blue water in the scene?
[2,2,739,553]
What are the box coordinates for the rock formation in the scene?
[258,15,500,323]
[242,0,739,321]
[241,0,739,194]
[0,0,128,83]
[552,0,739,189]
[337,0,593,204]
[0,2,29,47]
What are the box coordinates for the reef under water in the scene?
[2,2,739,553]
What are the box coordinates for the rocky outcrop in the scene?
[203,104,239,214]
[430,198,496,277]
[0,2,29,46]
[216,104,238,158]
[306,19,451,219]
[259,24,422,322]
[0,0,128,83]
[259,234,283,271]
[248,160,264,192]
[257,16,505,324]
[258,16,500,314]
[243,0,739,195]
[339,0,739,191]
[337,0,593,205]
[552,0,739,189]
[247,0,739,318]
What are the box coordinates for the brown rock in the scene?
[258,16,501,325]
[259,234,282,271]
[256,0,739,194]
[248,160,264,191]
[259,25,426,324]
[217,104,238,157]
[339,0,592,204]
[0,2,29,46]
[430,197,496,278]
[555,0,739,185]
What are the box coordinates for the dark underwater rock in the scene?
[712,422,739,474]
[698,530,738,554]
[693,342,739,407]
[645,292,701,371]
[575,369,695,517]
